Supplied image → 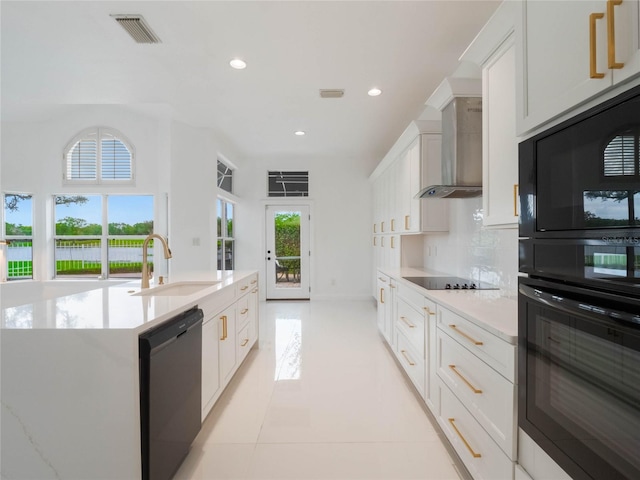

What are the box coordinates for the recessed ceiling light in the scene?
[294,131,306,136]
[368,88,382,97]
[230,58,247,69]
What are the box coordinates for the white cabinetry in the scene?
[201,273,259,421]
[436,305,516,480]
[376,272,393,344]
[461,1,519,228]
[370,122,449,276]
[518,0,640,134]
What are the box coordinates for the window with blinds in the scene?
[604,132,638,177]
[64,127,134,184]
[268,171,309,197]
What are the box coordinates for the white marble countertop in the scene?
[1,270,257,333]
[379,267,518,344]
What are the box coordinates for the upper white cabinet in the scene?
[518,0,640,135]
[461,1,519,228]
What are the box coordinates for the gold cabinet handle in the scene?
[513,184,519,217]
[252,288,258,293]
[380,288,385,304]
[241,308,249,314]
[404,215,410,231]
[373,223,377,233]
[389,284,396,289]
[607,0,624,69]
[448,418,481,458]
[378,276,387,283]
[449,365,483,394]
[400,349,415,366]
[240,338,249,347]
[423,306,436,316]
[400,316,415,328]
[590,12,606,78]
[251,279,257,284]
[391,236,395,249]
[449,324,483,346]
[220,315,228,340]
[241,285,249,291]
[381,221,385,233]
[373,237,377,247]
[391,218,395,232]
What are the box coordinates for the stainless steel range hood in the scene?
[417,79,482,199]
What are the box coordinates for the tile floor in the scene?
[175,299,463,480]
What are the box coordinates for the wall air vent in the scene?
[319,89,345,99]
[112,15,161,44]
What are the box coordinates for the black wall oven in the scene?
[519,84,640,480]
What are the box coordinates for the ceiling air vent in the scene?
[112,15,161,44]
[319,89,345,99]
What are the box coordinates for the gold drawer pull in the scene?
[400,349,415,366]
[390,236,395,249]
[378,277,387,283]
[373,237,377,246]
[391,218,395,232]
[513,184,519,217]
[373,223,377,233]
[449,324,483,345]
[241,285,249,291]
[404,215,410,230]
[423,306,435,316]
[241,308,249,314]
[449,365,483,394]
[381,221,385,233]
[252,288,258,294]
[389,284,396,289]
[590,12,606,79]
[400,316,415,328]
[251,279,257,284]
[220,315,228,341]
[379,288,385,304]
[448,418,481,458]
[607,0,624,69]
[240,338,249,347]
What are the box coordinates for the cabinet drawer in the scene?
[236,274,257,297]
[438,306,515,382]
[236,318,256,364]
[397,282,425,312]
[437,330,516,459]
[237,295,251,328]
[395,330,426,399]
[396,298,425,357]
[439,382,514,480]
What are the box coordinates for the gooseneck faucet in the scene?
[141,234,172,289]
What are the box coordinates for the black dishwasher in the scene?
[139,306,203,480]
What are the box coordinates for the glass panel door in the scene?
[265,205,310,299]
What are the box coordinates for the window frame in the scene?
[217,158,234,194]
[217,195,235,272]
[62,127,136,185]
[53,194,155,279]
[2,192,35,280]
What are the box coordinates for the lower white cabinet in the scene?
[201,273,259,421]
[376,273,517,479]
[440,383,514,480]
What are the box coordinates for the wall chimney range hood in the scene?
[417,78,482,199]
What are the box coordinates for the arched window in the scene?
[63,127,135,184]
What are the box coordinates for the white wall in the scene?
[1,107,374,298]
[234,155,373,299]
[417,197,518,295]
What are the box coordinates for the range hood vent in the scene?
[112,15,161,44]
[417,79,482,199]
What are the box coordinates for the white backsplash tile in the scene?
[417,197,519,296]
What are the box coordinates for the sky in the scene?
[5,195,154,227]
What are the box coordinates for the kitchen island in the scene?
[0,270,258,480]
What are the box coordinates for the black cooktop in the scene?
[403,276,497,290]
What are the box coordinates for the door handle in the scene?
[590,12,606,78]
[607,0,624,69]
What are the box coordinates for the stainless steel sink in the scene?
[131,281,220,297]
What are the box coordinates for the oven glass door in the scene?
[519,279,640,480]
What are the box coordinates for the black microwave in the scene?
[519,84,640,296]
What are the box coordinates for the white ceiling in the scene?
[1,1,500,166]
